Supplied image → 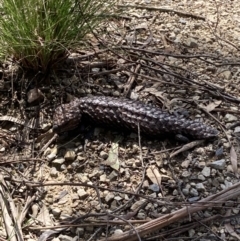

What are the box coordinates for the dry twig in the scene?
[100,181,240,241]
[117,5,205,20]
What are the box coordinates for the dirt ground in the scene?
[0,0,240,241]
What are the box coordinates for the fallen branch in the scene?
[101,181,240,241]
[0,174,18,241]
[117,5,205,20]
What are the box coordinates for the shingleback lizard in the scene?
[52,96,218,140]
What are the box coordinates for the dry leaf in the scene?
[143,88,170,107]
[199,100,222,112]
[37,204,53,226]
[146,166,161,185]
[105,142,120,171]
[225,210,240,240]
[225,223,240,240]
[230,146,239,178]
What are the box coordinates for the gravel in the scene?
[0,0,240,240]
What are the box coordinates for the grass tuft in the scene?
[0,0,114,72]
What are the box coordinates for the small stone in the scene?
[58,196,69,205]
[64,150,76,161]
[50,167,58,178]
[47,152,57,161]
[88,169,99,178]
[234,126,240,133]
[190,182,196,187]
[189,188,198,197]
[60,164,67,171]
[133,159,141,167]
[71,194,79,201]
[111,200,117,209]
[225,114,238,122]
[209,159,226,170]
[71,161,80,170]
[76,228,84,236]
[52,158,65,165]
[220,184,226,190]
[161,207,168,213]
[42,123,51,131]
[181,160,190,168]
[46,146,58,158]
[182,171,190,177]
[92,68,100,73]
[149,184,160,192]
[185,38,198,48]
[58,234,77,241]
[173,189,178,195]
[112,91,120,97]
[142,180,149,189]
[90,200,100,209]
[223,142,231,149]
[198,162,206,168]
[188,229,195,238]
[204,210,212,218]
[46,197,54,204]
[99,174,107,182]
[197,174,205,181]
[19,186,27,193]
[224,180,232,188]
[77,174,89,183]
[77,189,88,199]
[188,196,200,202]
[27,88,44,104]
[227,165,233,172]
[105,192,115,203]
[100,151,108,159]
[77,155,86,162]
[211,169,217,176]
[168,56,178,63]
[221,70,232,80]
[195,147,204,154]
[107,170,118,181]
[179,18,187,24]
[215,147,223,157]
[113,229,123,236]
[31,204,39,218]
[182,188,189,196]
[114,196,122,201]
[52,207,61,217]
[202,166,211,177]
[196,183,205,192]
[62,206,73,216]
[0,147,5,152]
[137,211,146,220]
[71,200,81,209]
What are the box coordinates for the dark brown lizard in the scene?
[52,96,218,139]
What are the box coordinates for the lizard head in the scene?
[53,100,81,133]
